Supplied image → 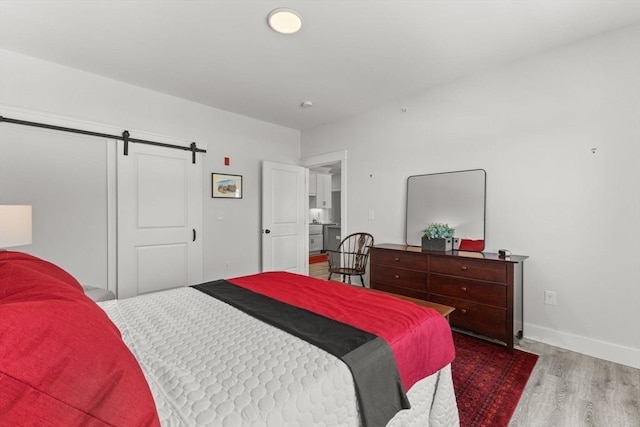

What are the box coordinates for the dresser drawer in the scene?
[430,274,507,307]
[430,257,507,282]
[370,282,429,301]
[370,265,427,291]
[371,249,426,271]
[429,295,508,342]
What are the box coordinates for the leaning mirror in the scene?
[405,169,486,251]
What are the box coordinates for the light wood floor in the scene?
[309,260,640,427]
[510,339,639,427]
[309,260,345,283]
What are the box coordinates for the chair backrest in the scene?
[334,232,374,273]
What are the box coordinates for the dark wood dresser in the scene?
[370,244,527,352]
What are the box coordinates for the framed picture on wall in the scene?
[212,173,243,199]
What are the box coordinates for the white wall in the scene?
[0,49,300,284]
[0,122,113,288]
[301,25,640,368]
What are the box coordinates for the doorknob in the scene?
[264,229,271,234]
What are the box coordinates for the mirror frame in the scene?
[405,169,486,250]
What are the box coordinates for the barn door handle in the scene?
[192,229,196,242]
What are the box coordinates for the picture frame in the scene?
[212,173,243,199]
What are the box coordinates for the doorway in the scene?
[300,150,347,260]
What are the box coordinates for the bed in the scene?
[1,251,459,426]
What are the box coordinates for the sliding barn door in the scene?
[117,141,202,299]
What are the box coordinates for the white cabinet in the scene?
[309,172,317,196]
[310,173,332,208]
[309,224,323,253]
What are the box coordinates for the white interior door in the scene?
[262,161,307,274]
[117,141,202,298]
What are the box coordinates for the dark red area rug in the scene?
[309,253,328,264]
[451,332,538,427]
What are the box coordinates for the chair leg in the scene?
[328,272,332,281]
[359,275,365,287]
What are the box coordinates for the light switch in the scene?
[217,211,224,220]
[368,210,375,220]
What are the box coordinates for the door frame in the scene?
[300,150,348,239]
[0,105,120,295]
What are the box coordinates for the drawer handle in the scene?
[460,309,467,315]
[394,274,400,279]
[461,265,468,271]
[394,257,400,262]
[461,286,468,292]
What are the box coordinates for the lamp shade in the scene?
[0,205,32,248]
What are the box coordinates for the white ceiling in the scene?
[1,1,638,130]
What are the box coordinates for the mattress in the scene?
[81,284,116,302]
[99,285,459,426]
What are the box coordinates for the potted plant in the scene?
[421,223,454,251]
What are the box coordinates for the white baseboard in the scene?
[524,322,640,369]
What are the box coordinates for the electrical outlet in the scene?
[217,211,224,220]
[544,290,557,306]
[368,210,375,220]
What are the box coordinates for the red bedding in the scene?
[228,271,455,391]
[0,251,159,426]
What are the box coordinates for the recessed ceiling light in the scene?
[267,8,302,34]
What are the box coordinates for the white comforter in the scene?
[99,287,458,426]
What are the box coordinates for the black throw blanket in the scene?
[193,280,410,427]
